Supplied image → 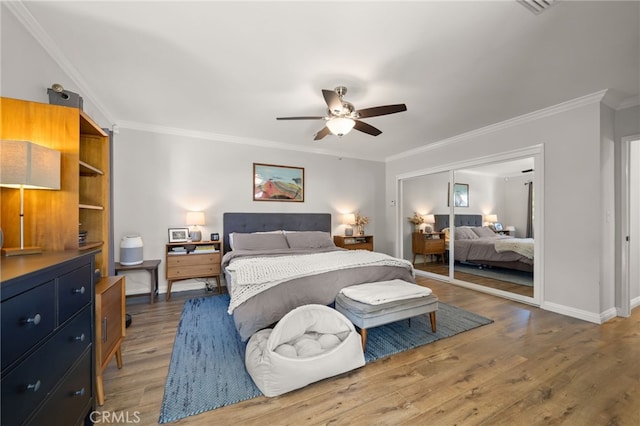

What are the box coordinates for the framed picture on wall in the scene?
[253,163,304,202]
[448,183,469,207]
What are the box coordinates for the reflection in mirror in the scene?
[451,159,534,298]
[401,171,449,278]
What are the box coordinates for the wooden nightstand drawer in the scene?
[167,253,219,268]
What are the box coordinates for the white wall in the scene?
[0,6,109,126]
[630,139,640,305]
[387,101,605,321]
[113,128,384,295]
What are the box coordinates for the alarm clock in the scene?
[211,233,220,241]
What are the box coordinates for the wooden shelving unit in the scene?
[0,97,111,276]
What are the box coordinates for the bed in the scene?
[222,213,416,341]
[434,214,534,273]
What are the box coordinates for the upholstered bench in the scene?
[335,279,438,350]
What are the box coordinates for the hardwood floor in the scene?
[99,279,639,425]
[414,262,534,297]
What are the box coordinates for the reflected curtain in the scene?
[526,181,533,238]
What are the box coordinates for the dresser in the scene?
[1,250,97,426]
[412,232,446,264]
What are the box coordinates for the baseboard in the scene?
[541,301,603,324]
[632,296,640,310]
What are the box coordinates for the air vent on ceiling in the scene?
[517,0,558,15]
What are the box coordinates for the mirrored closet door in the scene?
[400,152,539,304]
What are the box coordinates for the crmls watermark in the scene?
[90,411,141,424]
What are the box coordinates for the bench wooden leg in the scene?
[360,328,368,351]
[429,311,437,332]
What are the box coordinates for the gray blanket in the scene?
[223,247,415,341]
[454,237,533,265]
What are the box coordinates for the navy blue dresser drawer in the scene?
[1,306,92,426]
[0,281,55,371]
[27,349,93,426]
[58,264,92,324]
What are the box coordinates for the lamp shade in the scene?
[484,214,498,223]
[424,214,435,224]
[326,118,355,136]
[186,211,206,226]
[0,140,60,189]
[342,213,356,225]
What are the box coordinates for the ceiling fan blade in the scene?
[353,120,382,136]
[322,89,343,115]
[356,104,407,119]
[276,116,325,120]
[313,126,331,140]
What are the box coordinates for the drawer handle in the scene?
[103,317,108,342]
[74,333,86,342]
[72,286,86,295]
[24,313,41,326]
[73,387,85,397]
[27,380,41,392]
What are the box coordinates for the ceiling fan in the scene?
[276,86,407,140]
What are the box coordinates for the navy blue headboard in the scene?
[223,212,332,253]
[434,214,482,232]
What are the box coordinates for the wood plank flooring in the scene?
[414,262,534,297]
[100,278,639,425]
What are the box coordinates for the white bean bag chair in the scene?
[245,304,365,397]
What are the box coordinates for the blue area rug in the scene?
[159,294,492,424]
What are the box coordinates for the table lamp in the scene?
[424,214,435,233]
[342,213,356,236]
[186,211,206,242]
[0,140,61,256]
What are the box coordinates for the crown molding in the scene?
[385,90,609,163]
[117,120,375,161]
[5,1,116,125]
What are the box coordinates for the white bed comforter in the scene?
[226,250,414,314]
[494,238,534,259]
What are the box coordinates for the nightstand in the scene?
[165,241,222,300]
[333,235,374,251]
[95,275,126,406]
[412,232,446,264]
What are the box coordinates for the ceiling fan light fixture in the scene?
[326,117,355,136]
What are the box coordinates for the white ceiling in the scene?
[11,1,640,161]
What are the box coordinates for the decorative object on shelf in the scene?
[408,211,425,232]
[168,227,190,243]
[0,140,61,256]
[342,213,356,236]
[448,182,469,207]
[186,211,206,242]
[120,235,144,265]
[253,163,304,202]
[47,82,83,109]
[354,211,369,235]
[424,214,435,233]
[493,222,504,231]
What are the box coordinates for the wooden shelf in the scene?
[79,203,104,210]
[79,160,104,176]
[79,241,104,250]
